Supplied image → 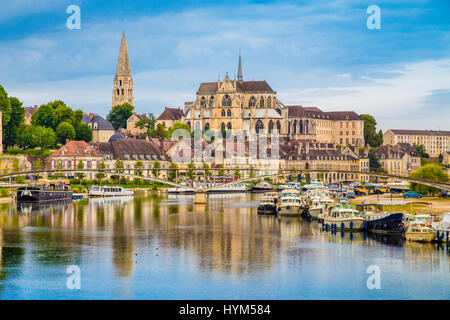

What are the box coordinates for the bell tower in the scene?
[112,32,134,107]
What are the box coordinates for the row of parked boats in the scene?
[256,185,450,243]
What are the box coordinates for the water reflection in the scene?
[0,193,448,299]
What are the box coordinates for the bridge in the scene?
[0,168,448,196]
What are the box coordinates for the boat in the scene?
[302,181,325,192]
[431,212,450,243]
[277,189,303,217]
[278,182,301,191]
[251,182,274,193]
[72,194,84,200]
[356,203,404,234]
[308,197,334,220]
[405,221,435,242]
[257,192,279,215]
[87,186,134,197]
[168,182,247,194]
[16,179,73,202]
[323,204,365,231]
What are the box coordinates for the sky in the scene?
[1,0,449,131]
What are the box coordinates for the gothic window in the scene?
[222,95,231,106]
[276,120,281,133]
[119,80,122,86]
[305,120,309,134]
[249,96,256,108]
[116,89,119,95]
[209,96,214,107]
[227,122,232,130]
[227,109,231,117]
[267,97,272,108]
[268,120,274,133]
[221,123,226,131]
[255,120,264,134]
[288,121,291,134]
[200,97,206,107]
[221,109,226,117]
[299,120,303,134]
[121,89,124,95]
[293,120,297,134]
[260,97,264,108]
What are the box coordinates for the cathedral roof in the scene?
[196,80,275,95]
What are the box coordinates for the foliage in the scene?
[0,85,12,129]
[202,162,211,176]
[360,114,383,147]
[134,160,144,176]
[22,125,56,149]
[152,160,161,177]
[56,122,76,144]
[0,189,10,198]
[107,103,134,130]
[6,147,20,155]
[368,152,381,171]
[217,164,225,177]
[154,123,169,139]
[249,165,254,178]
[12,158,20,173]
[135,113,156,134]
[409,163,449,195]
[34,158,43,171]
[32,103,55,128]
[234,166,241,180]
[75,160,86,179]
[167,122,190,139]
[75,122,93,142]
[187,160,196,180]
[4,97,25,148]
[168,162,178,182]
[415,145,429,158]
[95,160,106,181]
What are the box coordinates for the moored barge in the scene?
[16,179,73,202]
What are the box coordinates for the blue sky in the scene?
[1,0,449,131]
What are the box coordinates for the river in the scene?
[0,192,449,299]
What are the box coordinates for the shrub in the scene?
[0,189,10,197]
[7,147,20,155]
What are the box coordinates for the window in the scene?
[227,109,231,117]
[260,97,264,108]
[249,96,256,107]
[119,80,122,86]
[255,120,264,134]
[267,97,271,108]
[200,97,206,106]
[222,95,231,106]
[268,120,274,133]
[221,109,226,117]
[221,123,225,131]
[227,122,232,130]
[209,96,214,107]
[122,89,124,95]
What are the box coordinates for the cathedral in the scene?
[111,33,365,147]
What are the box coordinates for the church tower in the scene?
[112,32,134,107]
[237,50,243,81]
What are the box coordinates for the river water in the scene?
[0,193,449,299]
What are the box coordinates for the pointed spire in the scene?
[116,32,131,76]
[237,49,243,81]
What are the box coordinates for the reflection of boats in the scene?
[87,196,134,206]
[16,199,72,214]
[356,204,404,234]
[323,204,365,231]
[88,186,133,197]
[16,179,73,202]
[251,182,274,193]
[72,194,84,200]
[367,232,404,246]
[257,192,278,215]
[405,221,434,242]
[277,189,303,217]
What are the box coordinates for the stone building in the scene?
[82,113,115,143]
[24,105,38,125]
[112,32,134,107]
[372,143,421,176]
[384,129,450,158]
[156,107,185,129]
[126,113,148,135]
[175,55,364,146]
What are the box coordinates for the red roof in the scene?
[52,140,102,157]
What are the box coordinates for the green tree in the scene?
[234,166,241,180]
[187,160,196,180]
[410,163,449,195]
[75,160,85,179]
[134,160,144,176]
[168,162,178,182]
[202,162,211,177]
[31,103,55,129]
[167,122,190,139]
[369,152,382,171]
[217,164,225,177]
[107,103,134,130]
[12,158,20,173]
[95,160,106,181]
[54,105,74,127]
[152,160,161,178]
[55,161,64,178]
[75,122,93,142]
[4,97,25,148]
[249,165,255,178]
[22,126,56,149]
[360,114,383,147]
[34,158,43,171]
[154,123,168,139]
[135,113,156,134]
[0,85,12,130]
[56,122,76,144]
[415,145,429,158]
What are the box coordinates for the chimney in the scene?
[89,113,94,121]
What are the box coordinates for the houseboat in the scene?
[405,221,435,242]
[16,179,73,202]
[323,204,365,231]
[277,189,303,217]
[257,192,279,215]
[88,186,134,197]
[356,203,405,234]
[251,182,274,193]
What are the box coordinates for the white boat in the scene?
[88,186,134,197]
[167,182,247,193]
[302,180,325,191]
[432,212,450,243]
[323,204,365,231]
[278,182,301,191]
[277,189,303,217]
[308,197,334,220]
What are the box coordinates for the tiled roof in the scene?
[93,139,168,161]
[325,111,362,121]
[388,129,450,136]
[196,80,274,94]
[157,107,184,121]
[52,140,102,157]
[82,114,115,130]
